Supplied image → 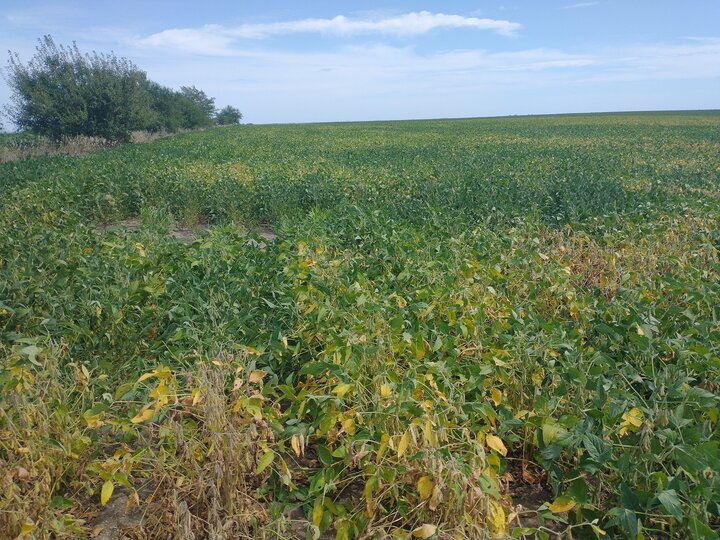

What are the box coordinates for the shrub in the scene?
[178,86,216,128]
[4,36,152,142]
[216,105,243,125]
[4,36,222,141]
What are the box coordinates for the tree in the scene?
[4,35,152,141]
[4,36,226,141]
[145,82,221,132]
[179,86,215,128]
[215,105,243,125]
[145,82,185,132]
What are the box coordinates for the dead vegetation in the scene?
[0,130,186,163]
[0,346,281,540]
[538,213,719,295]
[95,217,276,246]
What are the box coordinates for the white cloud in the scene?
[563,2,600,9]
[581,38,720,82]
[136,45,599,121]
[3,5,719,125]
[144,45,596,91]
[139,26,239,57]
[132,36,720,123]
[138,12,522,55]
[230,12,522,37]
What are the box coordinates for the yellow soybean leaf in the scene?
[487,453,501,468]
[332,383,353,397]
[364,476,378,517]
[83,411,104,429]
[101,480,114,506]
[291,435,302,457]
[20,520,36,535]
[488,499,507,534]
[256,450,275,474]
[397,430,411,458]
[417,476,434,500]
[623,407,644,427]
[130,407,154,424]
[380,383,392,398]
[547,496,576,513]
[423,419,437,446]
[312,497,324,527]
[411,524,437,538]
[149,379,168,400]
[376,433,390,462]
[114,382,134,400]
[414,339,426,360]
[420,303,435,320]
[619,407,645,436]
[279,456,292,486]
[155,365,172,379]
[137,365,171,383]
[429,484,442,511]
[248,370,267,383]
[486,434,508,456]
[491,388,503,407]
[342,418,356,435]
[137,371,156,383]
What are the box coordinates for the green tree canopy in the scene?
[4,36,225,141]
[4,36,152,141]
[179,86,215,128]
[215,105,243,125]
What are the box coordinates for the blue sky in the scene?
[1,1,719,124]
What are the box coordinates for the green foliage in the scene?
[216,105,243,125]
[4,36,220,141]
[0,112,718,538]
[5,35,151,141]
[144,81,185,132]
[179,86,215,127]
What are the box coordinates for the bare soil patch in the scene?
[89,489,143,540]
[96,219,275,246]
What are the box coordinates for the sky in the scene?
[1,1,719,124]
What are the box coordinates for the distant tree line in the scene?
[3,35,242,142]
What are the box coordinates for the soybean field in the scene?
[1,112,719,539]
